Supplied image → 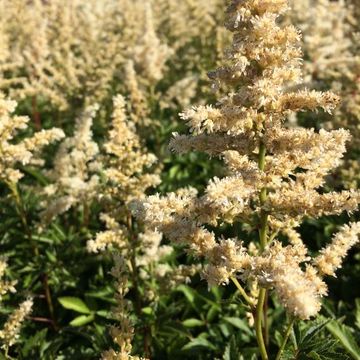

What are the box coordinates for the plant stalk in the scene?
[275,318,295,360]
[127,213,151,358]
[255,141,269,360]
[231,277,255,309]
[255,288,269,360]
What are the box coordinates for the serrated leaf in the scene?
[223,336,240,360]
[58,297,90,314]
[274,329,283,347]
[302,319,330,344]
[45,250,57,263]
[176,284,202,313]
[182,318,205,327]
[69,314,95,327]
[308,351,322,359]
[326,321,360,360]
[308,351,322,360]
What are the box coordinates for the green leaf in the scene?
[326,321,360,360]
[176,284,202,313]
[182,318,205,327]
[223,317,253,336]
[142,307,153,316]
[207,305,219,322]
[95,310,111,319]
[22,328,48,356]
[355,299,360,330]
[177,285,195,304]
[45,250,57,263]
[169,165,180,180]
[302,319,331,343]
[69,314,95,327]
[58,297,91,314]
[308,351,322,359]
[181,337,217,351]
[223,336,240,360]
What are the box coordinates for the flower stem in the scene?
[255,141,269,360]
[127,213,151,358]
[231,277,255,308]
[258,142,266,171]
[258,142,268,251]
[255,288,269,360]
[275,318,295,360]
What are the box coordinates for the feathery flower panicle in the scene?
[160,76,198,110]
[133,0,360,321]
[315,222,360,277]
[88,95,188,358]
[41,104,100,223]
[101,255,146,360]
[87,95,171,276]
[0,298,33,349]
[0,0,228,135]
[132,2,173,85]
[101,95,161,207]
[87,214,127,254]
[0,258,16,302]
[0,93,64,184]
[124,61,151,127]
[0,259,32,350]
[250,241,326,320]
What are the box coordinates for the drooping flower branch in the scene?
[133,1,360,358]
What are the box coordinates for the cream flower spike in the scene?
[134,0,360,324]
[0,93,64,184]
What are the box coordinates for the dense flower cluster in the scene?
[101,255,146,360]
[133,0,360,321]
[0,258,32,350]
[87,95,161,253]
[0,0,224,115]
[0,93,64,184]
[41,105,100,223]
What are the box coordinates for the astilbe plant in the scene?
[101,254,147,360]
[83,96,198,358]
[132,1,360,358]
[40,104,100,225]
[0,91,64,336]
[0,258,33,357]
[0,93,64,186]
[0,90,64,247]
